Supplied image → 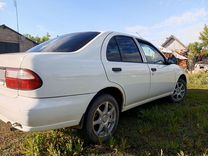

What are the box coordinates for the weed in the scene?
[20,129,84,156]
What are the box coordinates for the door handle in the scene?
[112,67,122,72]
[151,68,157,72]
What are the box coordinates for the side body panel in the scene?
[101,33,151,106]
[147,63,176,97]
[136,40,177,98]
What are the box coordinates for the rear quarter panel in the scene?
[0,53,28,97]
[20,53,110,98]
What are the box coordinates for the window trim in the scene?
[114,37,123,62]
[106,35,143,63]
[137,39,167,65]
[106,37,122,62]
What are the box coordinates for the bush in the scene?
[20,129,84,156]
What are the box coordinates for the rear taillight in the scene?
[5,68,42,90]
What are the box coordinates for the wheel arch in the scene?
[78,87,125,128]
[88,87,124,112]
[178,74,187,84]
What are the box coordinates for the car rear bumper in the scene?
[0,93,94,131]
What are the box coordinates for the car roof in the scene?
[100,31,151,43]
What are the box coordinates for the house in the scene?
[0,24,37,54]
[161,35,188,69]
[162,35,187,53]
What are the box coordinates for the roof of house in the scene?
[161,35,186,49]
[0,24,37,45]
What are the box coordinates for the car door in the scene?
[138,40,176,98]
[101,34,151,106]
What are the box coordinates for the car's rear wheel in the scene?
[85,94,119,143]
[170,78,187,103]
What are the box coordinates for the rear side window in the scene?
[115,36,142,63]
[27,32,100,52]
[106,37,121,61]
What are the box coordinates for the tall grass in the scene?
[188,72,208,89]
[20,129,84,156]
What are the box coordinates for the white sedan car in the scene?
[0,31,187,142]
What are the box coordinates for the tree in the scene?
[188,25,208,60]
[25,33,51,44]
[188,42,203,59]
[199,24,208,47]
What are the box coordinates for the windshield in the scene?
[27,32,100,52]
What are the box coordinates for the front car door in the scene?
[101,33,151,106]
[137,40,176,98]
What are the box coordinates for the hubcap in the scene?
[92,101,116,137]
[172,81,186,101]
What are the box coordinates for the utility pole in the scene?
[13,0,20,52]
[14,0,19,33]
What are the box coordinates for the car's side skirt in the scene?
[122,92,172,112]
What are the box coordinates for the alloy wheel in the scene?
[92,101,116,137]
[172,81,186,101]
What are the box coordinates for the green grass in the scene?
[0,73,208,155]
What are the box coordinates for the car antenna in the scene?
[136,32,144,39]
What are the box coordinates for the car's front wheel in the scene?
[170,78,187,103]
[85,94,119,143]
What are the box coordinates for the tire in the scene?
[169,78,187,103]
[84,94,119,143]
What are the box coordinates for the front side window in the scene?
[27,32,100,52]
[106,37,121,62]
[139,42,165,64]
[115,36,142,63]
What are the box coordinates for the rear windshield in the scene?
[27,32,100,52]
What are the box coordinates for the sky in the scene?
[0,0,208,46]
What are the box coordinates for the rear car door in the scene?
[138,40,176,98]
[102,33,151,106]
